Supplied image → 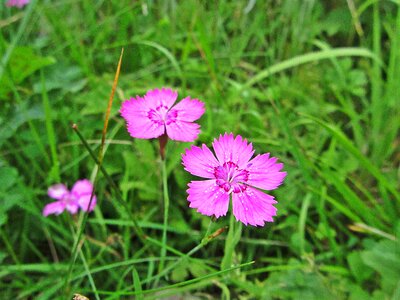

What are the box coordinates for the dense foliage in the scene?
[1,1,399,299]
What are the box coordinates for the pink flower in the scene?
[43,179,97,217]
[120,88,205,142]
[6,0,29,8]
[182,133,287,226]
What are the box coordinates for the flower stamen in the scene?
[214,161,249,194]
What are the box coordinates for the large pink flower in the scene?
[6,0,29,8]
[120,88,205,142]
[182,133,287,226]
[43,179,97,217]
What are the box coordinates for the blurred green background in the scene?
[1,0,399,299]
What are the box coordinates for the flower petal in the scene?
[6,0,30,8]
[246,154,287,190]
[48,184,69,200]
[212,133,254,168]
[71,179,93,196]
[120,96,165,139]
[127,120,165,139]
[65,202,80,214]
[43,201,66,217]
[120,96,148,118]
[77,195,97,212]
[70,180,96,212]
[182,144,220,179]
[169,97,205,122]
[166,120,201,142]
[187,180,229,218]
[232,187,277,226]
[144,88,178,110]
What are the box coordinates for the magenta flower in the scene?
[120,88,205,142]
[43,179,97,217]
[6,0,29,8]
[182,133,287,226]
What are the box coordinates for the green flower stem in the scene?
[68,124,151,295]
[221,213,242,271]
[158,157,170,274]
[72,124,146,243]
[68,222,100,300]
[200,219,215,244]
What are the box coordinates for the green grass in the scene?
[1,0,399,299]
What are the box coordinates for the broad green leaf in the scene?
[361,239,400,292]
[0,46,55,100]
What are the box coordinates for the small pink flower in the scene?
[182,133,287,226]
[43,179,97,217]
[6,0,29,8]
[120,88,205,142]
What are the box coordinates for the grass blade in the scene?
[303,113,400,202]
[244,47,381,88]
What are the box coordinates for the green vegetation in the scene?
[1,1,399,299]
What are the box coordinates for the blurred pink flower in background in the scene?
[43,179,97,216]
[182,133,287,226]
[6,0,29,8]
[120,88,205,142]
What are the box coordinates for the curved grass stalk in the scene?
[244,47,381,88]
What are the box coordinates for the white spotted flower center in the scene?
[214,161,249,194]
[147,105,178,125]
